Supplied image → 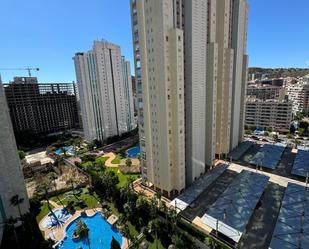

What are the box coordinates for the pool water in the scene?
[41,208,72,229]
[126,146,140,158]
[54,146,75,156]
[57,213,122,249]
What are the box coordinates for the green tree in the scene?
[110,236,121,249]
[75,220,91,249]
[148,219,160,249]
[99,171,119,200]
[35,174,53,211]
[126,158,132,167]
[18,150,25,160]
[273,134,279,143]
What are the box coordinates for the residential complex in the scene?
[0,82,30,238]
[245,99,293,131]
[131,0,249,196]
[73,40,136,142]
[3,77,80,136]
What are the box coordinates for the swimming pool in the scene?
[56,213,123,249]
[126,146,140,158]
[41,208,72,229]
[54,146,75,156]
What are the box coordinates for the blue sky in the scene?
[0,0,308,82]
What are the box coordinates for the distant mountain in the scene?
[248,67,309,79]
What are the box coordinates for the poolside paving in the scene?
[40,207,129,249]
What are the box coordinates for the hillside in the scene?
[248,67,309,78]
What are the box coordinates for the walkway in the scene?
[103,152,118,167]
[228,162,307,187]
[101,152,140,168]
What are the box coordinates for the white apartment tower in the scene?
[121,56,136,131]
[0,81,29,230]
[73,41,135,142]
[131,0,248,196]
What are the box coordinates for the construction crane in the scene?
[0,67,40,77]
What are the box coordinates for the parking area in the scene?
[237,182,285,249]
[180,169,238,221]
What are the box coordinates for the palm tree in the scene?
[10,195,24,223]
[4,217,20,249]
[35,175,53,211]
[48,172,58,191]
[60,147,67,157]
[110,236,121,249]
[75,220,90,249]
[148,219,159,249]
[65,172,77,194]
[126,158,132,167]
[120,223,131,246]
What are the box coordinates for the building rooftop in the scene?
[291,147,309,177]
[170,164,227,211]
[269,183,309,249]
[250,143,286,169]
[201,170,269,242]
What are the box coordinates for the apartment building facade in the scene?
[286,82,309,114]
[73,41,136,142]
[245,99,292,131]
[247,85,286,101]
[0,82,29,235]
[3,77,80,136]
[131,0,248,197]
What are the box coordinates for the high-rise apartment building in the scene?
[0,82,29,237]
[121,56,135,131]
[73,40,136,142]
[3,77,80,137]
[131,0,248,197]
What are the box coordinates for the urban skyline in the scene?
[1,1,309,249]
[1,0,309,82]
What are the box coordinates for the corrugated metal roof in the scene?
[269,183,309,249]
[201,170,269,242]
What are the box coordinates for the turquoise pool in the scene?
[126,146,140,158]
[54,146,75,156]
[56,213,122,249]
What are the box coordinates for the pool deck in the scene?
[39,203,129,249]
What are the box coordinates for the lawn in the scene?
[95,156,109,164]
[111,154,123,164]
[106,167,141,187]
[50,187,101,210]
[148,239,165,249]
[36,202,55,223]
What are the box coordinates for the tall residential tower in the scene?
[73,40,136,142]
[131,0,248,197]
[0,81,29,233]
